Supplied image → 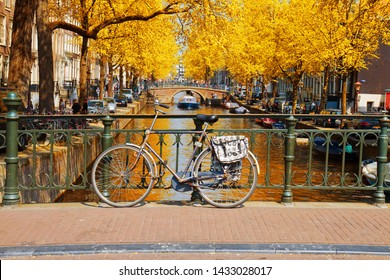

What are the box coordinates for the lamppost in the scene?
[354,81,362,113]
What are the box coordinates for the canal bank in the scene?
[0,97,148,204]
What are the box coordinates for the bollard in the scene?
[2,92,22,206]
[373,117,389,206]
[282,116,297,204]
[101,115,114,151]
[100,116,114,199]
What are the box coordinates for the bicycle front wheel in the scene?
[193,148,258,208]
[91,144,156,207]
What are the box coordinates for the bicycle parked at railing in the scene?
[91,101,260,208]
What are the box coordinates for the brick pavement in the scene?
[0,201,389,258]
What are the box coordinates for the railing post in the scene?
[100,116,114,199]
[282,116,297,204]
[373,117,389,206]
[102,116,114,150]
[2,92,22,206]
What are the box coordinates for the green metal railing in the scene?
[0,92,389,206]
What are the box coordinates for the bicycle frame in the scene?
[130,104,213,185]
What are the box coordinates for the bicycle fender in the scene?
[248,150,260,175]
[124,143,158,177]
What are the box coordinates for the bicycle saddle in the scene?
[196,114,219,124]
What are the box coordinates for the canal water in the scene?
[58,101,384,204]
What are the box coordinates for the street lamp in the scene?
[354,81,362,113]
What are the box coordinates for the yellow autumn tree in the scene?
[224,0,281,97]
[47,0,198,101]
[311,0,390,114]
[180,1,235,83]
[90,15,179,95]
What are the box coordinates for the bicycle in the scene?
[91,101,260,208]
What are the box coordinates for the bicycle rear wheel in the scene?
[91,144,156,207]
[193,147,258,208]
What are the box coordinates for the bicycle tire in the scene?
[192,147,258,208]
[91,144,156,207]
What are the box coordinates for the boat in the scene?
[229,106,250,114]
[223,102,239,109]
[177,95,200,109]
[361,159,390,187]
[313,136,355,160]
[205,97,222,107]
[272,122,286,130]
[255,118,263,125]
[262,118,277,128]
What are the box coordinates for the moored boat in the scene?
[177,95,200,109]
[229,106,250,114]
[205,97,223,107]
[272,122,286,130]
[313,136,355,160]
[255,118,263,125]
[223,102,239,109]
[262,118,277,128]
[361,159,390,187]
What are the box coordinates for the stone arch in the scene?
[170,89,206,104]
[149,87,227,103]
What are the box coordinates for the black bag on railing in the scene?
[210,135,249,182]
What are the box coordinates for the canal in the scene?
[58,101,382,204]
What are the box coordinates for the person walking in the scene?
[81,99,88,114]
[59,98,65,114]
[72,100,81,114]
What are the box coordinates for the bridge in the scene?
[148,86,228,103]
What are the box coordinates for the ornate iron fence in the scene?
[0,92,389,205]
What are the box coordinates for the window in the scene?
[8,20,12,47]
[0,16,5,45]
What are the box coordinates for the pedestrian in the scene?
[26,100,33,114]
[59,98,65,113]
[72,100,81,114]
[81,99,88,114]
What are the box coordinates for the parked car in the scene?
[114,95,128,107]
[314,109,342,127]
[247,93,261,105]
[122,89,133,103]
[103,97,117,113]
[87,100,107,114]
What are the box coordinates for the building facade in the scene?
[0,0,13,88]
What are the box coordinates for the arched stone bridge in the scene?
[148,86,228,104]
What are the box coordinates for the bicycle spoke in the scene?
[92,145,155,207]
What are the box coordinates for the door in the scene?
[385,92,390,110]
[367,101,373,112]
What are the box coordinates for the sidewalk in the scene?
[0,201,390,259]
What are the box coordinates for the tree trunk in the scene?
[119,65,124,96]
[36,0,54,113]
[271,80,278,98]
[99,56,106,100]
[320,67,330,112]
[8,0,36,107]
[79,37,89,102]
[107,62,114,97]
[341,74,348,115]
